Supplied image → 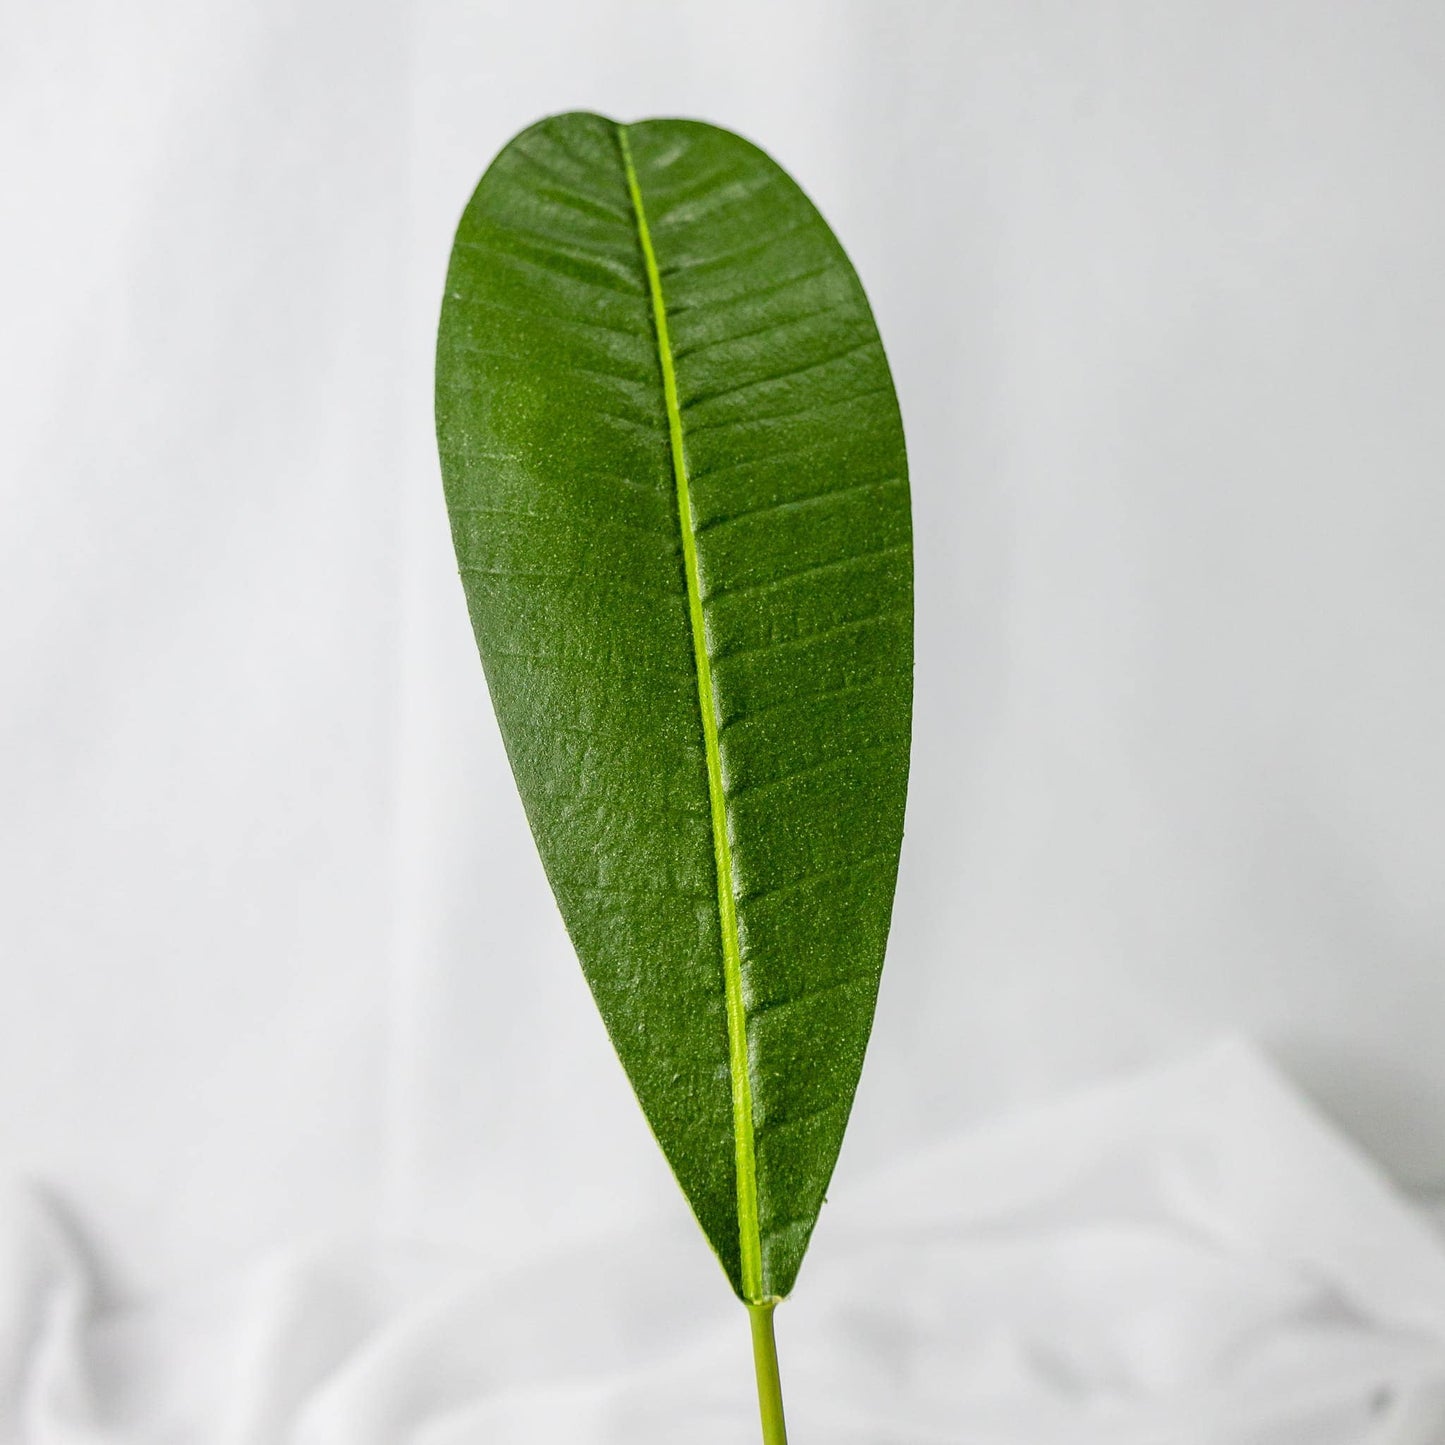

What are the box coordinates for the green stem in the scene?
[748,1300,789,1444]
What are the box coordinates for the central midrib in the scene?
[618,124,764,1304]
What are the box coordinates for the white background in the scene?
[3,0,1445,1316]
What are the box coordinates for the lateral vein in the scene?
[618,124,765,1303]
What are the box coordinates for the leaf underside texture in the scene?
[436,112,912,1302]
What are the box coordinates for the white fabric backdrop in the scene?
[10,1041,1445,1443]
[3,2,1445,1437]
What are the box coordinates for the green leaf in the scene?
[436,112,911,1304]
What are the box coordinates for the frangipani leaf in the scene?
[436,112,911,1303]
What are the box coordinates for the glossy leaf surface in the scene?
[436,112,911,1301]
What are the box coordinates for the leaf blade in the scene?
[436,112,911,1301]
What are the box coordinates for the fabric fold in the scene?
[8,1040,1445,1443]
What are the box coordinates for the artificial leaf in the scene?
[436,112,911,1303]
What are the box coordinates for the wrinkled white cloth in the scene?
[7,1040,1445,1443]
